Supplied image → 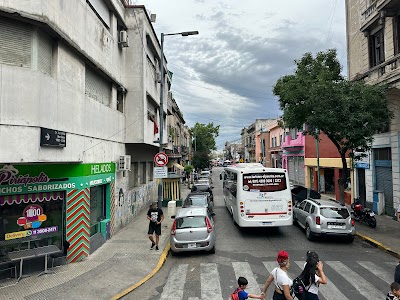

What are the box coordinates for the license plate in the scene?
[328,225,345,229]
[187,243,197,249]
[369,212,375,216]
[260,222,272,226]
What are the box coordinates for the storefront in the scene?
[0,163,115,263]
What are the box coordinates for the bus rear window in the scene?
[242,173,287,192]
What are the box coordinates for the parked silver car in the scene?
[293,199,356,242]
[170,207,216,255]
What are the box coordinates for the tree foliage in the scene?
[190,122,219,170]
[273,49,392,204]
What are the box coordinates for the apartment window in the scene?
[87,0,110,28]
[394,16,400,55]
[369,29,384,67]
[85,66,111,106]
[279,134,283,145]
[0,17,53,75]
[129,162,139,188]
[117,90,124,113]
[374,148,391,160]
[291,128,298,140]
[140,162,147,184]
[148,162,154,181]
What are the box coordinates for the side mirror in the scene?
[220,174,222,180]
[211,186,214,189]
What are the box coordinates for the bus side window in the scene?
[233,173,237,181]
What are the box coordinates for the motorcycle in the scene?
[351,199,377,228]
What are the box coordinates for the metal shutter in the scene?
[38,31,53,75]
[0,17,32,68]
[297,157,305,186]
[376,166,393,216]
[85,67,111,106]
[288,157,296,184]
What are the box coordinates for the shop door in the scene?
[376,166,393,216]
[357,168,366,206]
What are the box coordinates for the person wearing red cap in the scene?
[260,250,294,300]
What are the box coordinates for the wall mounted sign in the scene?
[40,127,66,147]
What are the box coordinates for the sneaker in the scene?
[150,242,155,250]
[155,246,159,251]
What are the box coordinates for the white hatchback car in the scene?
[170,207,216,255]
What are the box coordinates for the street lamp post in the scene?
[157,30,199,209]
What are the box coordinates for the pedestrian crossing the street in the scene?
[159,260,395,300]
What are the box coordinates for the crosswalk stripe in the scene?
[294,261,349,300]
[357,261,393,285]
[326,261,383,300]
[232,262,261,295]
[201,263,223,300]
[160,264,188,300]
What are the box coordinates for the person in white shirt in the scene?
[261,250,293,300]
[300,252,327,300]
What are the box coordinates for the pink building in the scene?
[267,121,284,168]
[281,128,306,186]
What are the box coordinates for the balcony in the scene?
[357,53,400,84]
[281,132,305,149]
[361,0,400,32]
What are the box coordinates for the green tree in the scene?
[191,122,219,170]
[274,49,392,204]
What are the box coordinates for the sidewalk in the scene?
[320,195,400,259]
[0,185,398,300]
[0,185,192,300]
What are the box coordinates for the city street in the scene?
[125,168,398,300]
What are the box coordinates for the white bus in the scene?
[221,163,293,227]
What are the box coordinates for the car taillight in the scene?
[171,220,177,236]
[206,217,213,233]
[288,201,292,212]
[351,219,355,226]
[240,204,244,213]
[316,216,321,225]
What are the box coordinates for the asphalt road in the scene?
[127,167,398,300]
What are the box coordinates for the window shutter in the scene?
[0,18,32,68]
[85,66,111,106]
[38,30,53,75]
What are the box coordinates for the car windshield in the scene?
[320,207,350,219]
[176,216,206,229]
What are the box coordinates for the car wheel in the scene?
[171,250,177,256]
[208,246,216,254]
[305,224,314,241]
[346,236,355,243]
[293,214,298,226]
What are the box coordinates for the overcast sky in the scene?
[135,0,347,151]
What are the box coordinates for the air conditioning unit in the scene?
[118,31,129,48]
[117,155,131,171]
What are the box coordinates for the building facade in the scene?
[0,1,184,261]
[267,120,284,168]
[346,0,400,216]
[282,128,306,186]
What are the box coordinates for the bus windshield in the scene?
[242,173,287,192]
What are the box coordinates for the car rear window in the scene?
[176,216,206,229]
[194,185,209,191]
[242,172,287,192]
[186,197,207,206]
[320,207,350,219]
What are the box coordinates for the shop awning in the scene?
[173,162,185,170]
[0,192,64,206]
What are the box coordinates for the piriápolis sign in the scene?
[0,163,116,196]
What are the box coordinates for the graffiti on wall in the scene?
[113,181,157,233]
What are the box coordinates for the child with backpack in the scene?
[230,276,263,300]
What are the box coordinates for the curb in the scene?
[356,232,400,259]
[110,241,171,300]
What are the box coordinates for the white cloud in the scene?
[137,0,346,149]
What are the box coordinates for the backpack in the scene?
[230,288,243,300]
[292,275,307,300]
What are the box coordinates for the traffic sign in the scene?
[154,152,168,167]
[154,167,168,178]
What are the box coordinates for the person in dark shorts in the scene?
[147,202,164,251]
